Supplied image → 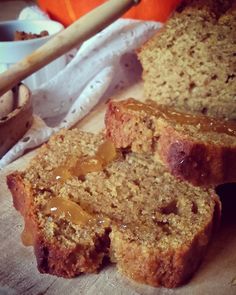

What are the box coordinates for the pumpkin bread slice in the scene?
[137,0,236,120]
[7,129,221,288]
[105,98,236,186]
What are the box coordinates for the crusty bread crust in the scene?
[157,126,236,187]
[7,173,110,278]
[105,99,236,186]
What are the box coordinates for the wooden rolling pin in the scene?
[0,0,140,97]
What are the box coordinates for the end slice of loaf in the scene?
[138,0,236,120]
[105,98,236,186]
[7,129,221,288]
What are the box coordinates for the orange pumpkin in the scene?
[38,0,182,27]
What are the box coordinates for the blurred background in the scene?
[0,0,181,24]
[0,0,35,20]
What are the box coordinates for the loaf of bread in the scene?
[105,98,236,186]
[138,0,236,120]
[7,129,221,288]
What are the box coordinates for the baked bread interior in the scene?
[7,129,221,288]
[138,0,236,119]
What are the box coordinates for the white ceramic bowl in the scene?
[0,20,66,90]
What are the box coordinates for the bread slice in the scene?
[7,129,220,288]
[137,0,236,120]
[105,98,236,186]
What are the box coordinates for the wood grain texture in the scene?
[0,83,236,294]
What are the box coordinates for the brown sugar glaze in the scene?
[43,140,116,228]
[121,98,236,137]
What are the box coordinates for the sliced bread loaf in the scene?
[105,98,236,186]
[138,0,236,120]
[7,129,220,288]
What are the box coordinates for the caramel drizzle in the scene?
[52,139,117,183]
[44,197,110,227]
[42,140,116,227]
[122,99,236,137]
[44,197,95,226]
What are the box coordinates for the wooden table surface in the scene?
[0,82,236,295]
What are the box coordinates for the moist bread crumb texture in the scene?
[138,0,236,119]
[7,130,221,288]
[105,99,236,186]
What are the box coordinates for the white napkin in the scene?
[0,7,161,168]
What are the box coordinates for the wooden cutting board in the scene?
[0,83,236,295]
